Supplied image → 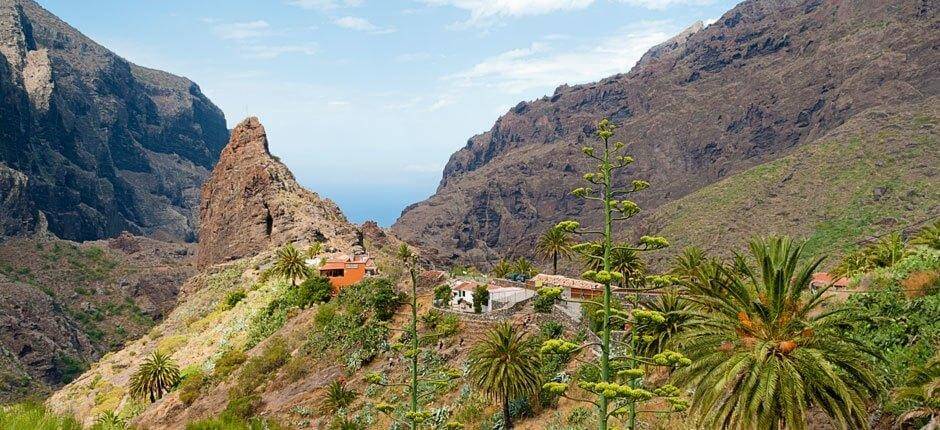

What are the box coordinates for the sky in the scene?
[37,0,738,226]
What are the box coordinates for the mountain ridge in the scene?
[0,0,228,243]
[391,0,939,266]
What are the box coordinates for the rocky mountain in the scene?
[0,234,194,401]
[0,0,228,243]
[196,117,361,269]
[391,0,939,267]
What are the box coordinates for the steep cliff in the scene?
[0,0,228,242]
[196,117,361,269]
[392,0,939,266]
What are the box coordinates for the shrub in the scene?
[239,337,290,386]
[433,284,452,307]
[223,392,261,421]
[533,287,563,313]
[283,354,310,382]
[472,285,490,314]
[213,349,247,379]
[185,416,284,430]
[322,379,357,412]
[539,321,564,340]
[437,314,461,338]
[0,402,82,430]
[421,309,443,331]
[222,290,247,310]
[92,410,125,429]
[54,353,87,384]
[178,369,208,406]
[292,276,332,307]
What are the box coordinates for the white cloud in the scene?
[286,0,363,11]
[428,93,458,111]
[334,16,396,34]
[395,52,433,63]
[420,0,594,26]
[446,21,674,94]
[238,44,318,59]
[616,0,716,10]
[213,20,272,40]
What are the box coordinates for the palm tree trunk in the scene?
[553,252,558,275]
[503,398,513,429]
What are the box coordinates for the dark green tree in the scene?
[472,284,490,313]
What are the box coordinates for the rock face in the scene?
[0,234,195,400]
[197,117,361,269]
[392,0,939,264]
[0,0,228,242]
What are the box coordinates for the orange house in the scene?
[318,255,377,290]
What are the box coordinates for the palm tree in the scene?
[581,242,645,288]
[512,257,537,280]
[670,247,729,300]
[490,259,513,279]
[130,351,181,402]
[306,241,323,259]
[635,289,694,357]
[895,354,939,430]
[273,243,309,286]
[673,236,881,430]
[468,322,541,428]
[536,226,573,274]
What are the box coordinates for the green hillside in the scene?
[641,100,939,269]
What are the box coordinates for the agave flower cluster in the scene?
[540,119,689,430]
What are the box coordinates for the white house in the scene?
[448,280,535,313]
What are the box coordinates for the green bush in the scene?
[178,369,208,406]
[224,338,291,421]
[292,276,332,308]
[472,285,490,314]
[306,280,394,371]
[421,309,443,331]
[433,284,452,306]
[186,416,284,430]
[213,349,247,379]
[238,337,290,387]
[437,314,461,338]
[222,290,247,310]
[539,321,564,340]
[0,403,82,430]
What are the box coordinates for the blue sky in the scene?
[38,0,738,225]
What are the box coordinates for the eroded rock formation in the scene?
[197,117,361,269]
[0,0,228,242]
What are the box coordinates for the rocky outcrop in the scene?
[196,117,361,269]
[392,0,940,265]
[0,234,195,399]
[0,0,228,242]
[0,163,37,236]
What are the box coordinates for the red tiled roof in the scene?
[530,273,602,291]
